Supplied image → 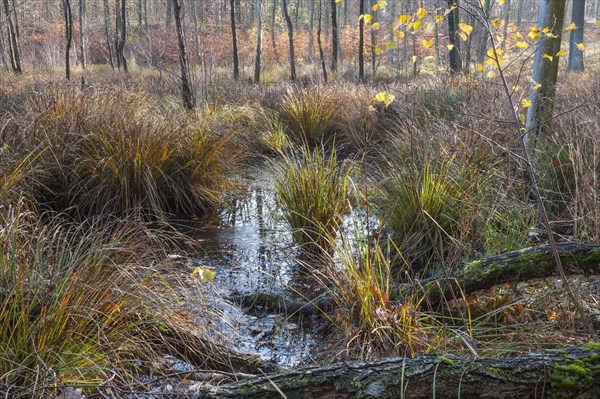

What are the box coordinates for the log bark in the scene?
[398,242,600,304]
[197,343,600,399]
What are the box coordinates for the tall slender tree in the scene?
[254,0,262,83]
[330,0,338,72]
[317,0,327,82]
[115,0,127,72]
[173,0,195,109]
[358,0,365,81]
[78,0,86,68]
[282,0,296,81]
[447,0,462,73]
[524,0,567,150]
[567,0,585,71]
[61,0,73,80]
[1,0,21,73]
[230,0,239,80]
[103,0,115,69]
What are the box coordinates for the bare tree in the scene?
[230,0,239,80]
[567,0,585,71]
[103,0,115,69]
[330,0,338,72]
[115,0,127,72]
[61,0,73,80]
[358,0,364,81]
[173,0,195,109]
[317,0,327,82]
[253,0,262,83]
[1,0,21,73]
[78,0,86,68]
[447,0,462,73]
[282,0,296,81]
[524,0,567,149]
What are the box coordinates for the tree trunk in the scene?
[196,344,600,399]
[358,0,364,81]
[103,0,114,69]
[270,0,277,60]
[230,0,239,80]
[282,0,296,81]
[307,0,314,63]
[447,0,461,73]
[115,0,127,72]
[330,0,338,72]
[62,0,73,80]
[524,0,566,150]
[516,0,525,24]
[317,0,327,83]
[501,0,512,50]
[191,0,200,62]
[173,0,195,110]
[253,0,262,83]
[78,0,86,69]
[567,0,585,71]
[166,0,172,28]
[1,0,21,73]
[476,0,491,66]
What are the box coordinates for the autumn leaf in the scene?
[191,266,215,282]
[398,14,410,24]
[577,43,585,52]
[360,14,373,24]
[422,39,433,49]
[416,7,427,19]
[447,44,455,51]
[444,4,457,16]
[413,19,423,31]
[515,41,528,49]
[458,32,468,41]
[374,44,382,56]
[521,98,532,108]
[371,22,380,30]
[533,82,542,90]
[528,27,540,41]
[435,15,444,23]
[395,30,405,39]
[385,40,397,50]
[543,54,553,62]
[374,91,395,107]
[476,63,483,72]
[458,22,473,36]
[491,18,501,28]
[512,32,522,39]
[556,49,566,57]
[564,22,577,31]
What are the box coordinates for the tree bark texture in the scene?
[173,0,195,110]
[317,0,327,83]
[358,0,364,81]
[253,0,262,83]
[78,0,86,69]
[229,0,239,80]
[447,0,462,73]
[330,0,338,72]
[282,0,296,81]
[524,0,566,150]
[1,0,21,73]
[567,0,585,71]
[61,0,73,80]
[196,344,600,399]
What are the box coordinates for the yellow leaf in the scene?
[374,91,395,107]
[374,44,382,56]
[416,7,427,19]
[435,15,444,23]
[521,98,532,108]
[371,22,380,30]
[458,22,473,36]
[543,54,553,62]
[491,18,501,28]
[556,49,566,57]
[515,41,528,49]
[458,31,468,41]
[512,85,521,92]
[444,4,457,16]
[411,55,418,63]
[564,22,577,31]
[512,32,522,39]
[395,30,405,39]
[368,105,375,112]
[577,43,585,52]
[542,27,550,33]
[336,0,342,2]
[413,19,423,31]
[476,63,483,72]
[447,44,455,51]
[398,14,410,24]
[596,19,600,27]
[385,40,397,50]
[528,27,540,41]
[519,113,525,124]
[545,31,558,39]
[372,3,379,12]
[361,14,372,24]
[499,0,505,4]
[533,82,542,90]
[548,311,557,321]
[422,39,433,49]
[191,266,215,282]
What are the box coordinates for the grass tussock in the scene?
[0,209,180,396]
[272,145,353,256]
[20,85,239,220]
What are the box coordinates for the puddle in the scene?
[188,170,321,367]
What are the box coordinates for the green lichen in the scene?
[548,348,600,398]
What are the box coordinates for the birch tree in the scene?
[567,0,585,71]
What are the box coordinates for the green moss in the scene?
[548,348,600,397]
[439,356,455,366]
[582,342,600,352]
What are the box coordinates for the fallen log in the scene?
[197,343,600,399]
[396,242,600,304]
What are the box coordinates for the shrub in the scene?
[281,88,337,146]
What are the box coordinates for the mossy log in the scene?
[197,343,600,399]
[396,242,600,303]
